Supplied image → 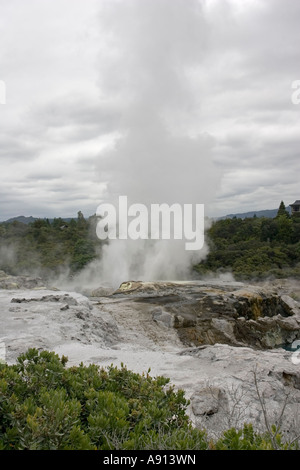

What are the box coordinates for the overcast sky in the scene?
[0,0,300,221]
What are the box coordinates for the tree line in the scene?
[1,201,300,281]
[195,201,300,280]
[0,212,102,277]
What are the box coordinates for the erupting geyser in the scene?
[93,0,222,286]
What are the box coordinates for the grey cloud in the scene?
[0,134,41,161]
[25,172,62,181]
[32,95,120,131]
[1,0,300,225]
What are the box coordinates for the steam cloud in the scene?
[93,0,222,287]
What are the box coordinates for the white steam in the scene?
[92,0,221,287]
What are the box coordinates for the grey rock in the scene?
[191,386,225,417]
[176,343,300,438]
[113,280,300,350]
[151,308,174,328]
[0,270,46,290]
[60,304,69,311]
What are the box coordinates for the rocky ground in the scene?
[1,269,300,439]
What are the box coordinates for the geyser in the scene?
[93,0,222,285]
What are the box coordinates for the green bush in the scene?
[195,207,300,280]
[0,349,206,450]
[0,349,297,450]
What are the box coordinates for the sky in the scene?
[0,0,300,222]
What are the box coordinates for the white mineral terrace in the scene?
[1,274,300,437]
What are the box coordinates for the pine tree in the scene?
[276,201,290,218]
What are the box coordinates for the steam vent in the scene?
[290,200,300,216]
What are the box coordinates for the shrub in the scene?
[0,349,297,450]
[0,349,206,450]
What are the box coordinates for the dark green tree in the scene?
[276,201,290,219]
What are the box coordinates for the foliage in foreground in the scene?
[0,349,297,450]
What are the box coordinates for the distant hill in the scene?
[1,215,74,224]
[219,207,291,220]
[3,216,37,224]
[1,206,292,224]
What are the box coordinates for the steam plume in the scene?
[94,0,221,286]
